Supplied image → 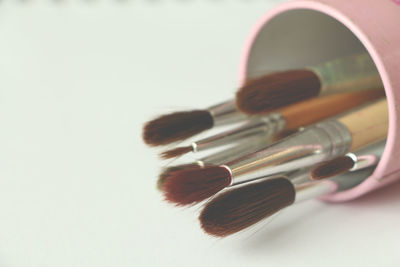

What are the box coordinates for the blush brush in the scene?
[143,100,247,146]
[161,89,384,159]
[162,99,388,206]
[236,52,382,114]
[199,167,375,237]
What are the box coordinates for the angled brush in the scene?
[236,52,382,114]
[162,99,388,205]
[143,100,247,146]
[161,89,384,159]
[200,167,375,237]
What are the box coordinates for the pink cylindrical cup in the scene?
[239,0,400,202]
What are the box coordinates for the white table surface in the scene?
[0,1,399,266]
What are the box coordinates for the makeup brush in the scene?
[236,52,382,114]
[199,167,374,237]
[161,89,384,159]
[158,136,269,192]
[311,140,385,180]
[162,99,388,205]
[143,100,247,146]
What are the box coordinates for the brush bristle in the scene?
[199,177,295,237]
[143,110,214,146]
[236,70,321,114]
[157,164,202,190]
[311,156,355,180]
[163,166,232,206]
[160,146,193,159]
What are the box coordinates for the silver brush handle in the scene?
[228,120,352,180]
[348,140,385,171]
[207,100,247,126]
[294,167,375,203]
[198,136,270,166]
[194,113,286,152]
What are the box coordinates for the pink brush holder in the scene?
[239,0,400,202]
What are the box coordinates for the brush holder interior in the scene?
[239,0,400,202]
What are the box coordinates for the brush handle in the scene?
[225,99,386,181]
[338,99,388,151]
[281,88,384,129]
[227,120,352,181]
[310,52,382,95]
[207,100,247,126]
[294,167,374,203]
[194,113,285,151]
[199,136,270,165]
[195,89,383,152]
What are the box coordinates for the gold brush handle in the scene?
[338,99,388,151]
[281,88,385,129]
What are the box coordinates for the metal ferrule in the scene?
[227,120,352,180]
[294,181,335,203]
[309,52,382,95]
[351,155,379,171]
[207,100,248,126]
[198,137,270,166]
[348,140,386,171]
[194,160,205,168]
[287,168,314,185]
[294,167,375,204]
[193,113,286,152]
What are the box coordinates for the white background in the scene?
[0,1,399,266]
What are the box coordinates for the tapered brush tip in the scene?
[236,70,321,114]
[199,177,295,237]
[160,146,193,159]
[162,166,232,206]
[157,163,202,190]
[143,110,214,146]
[311,156,355,180]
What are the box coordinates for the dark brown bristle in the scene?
[143,110,214,146]
[236,70,321,114]
[160,146,193,159]
[311,156,355,180]
[163,166,232,206]
[157,164,202,190]
[199,177,295,237]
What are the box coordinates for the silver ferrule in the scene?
[294,167,375,204]
[207,100,247,126]
[199,136,270,166]
[194,160,204,167]
[227,120,352,179]
[208,100,248,126]
[349,140,386,171]
[294,181,334,203]
[194,113,286,152]
[287,168,314,185]
[351,155,379,171]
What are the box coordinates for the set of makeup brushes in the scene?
[143,51,388,237]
